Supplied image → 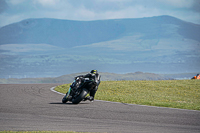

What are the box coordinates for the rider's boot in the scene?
[83,96,94,102]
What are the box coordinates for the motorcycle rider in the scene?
[76,70,101,102]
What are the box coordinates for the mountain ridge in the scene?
[1,15,199,48]
[0,15,199,78]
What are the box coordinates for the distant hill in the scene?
[0,15,199,78]
[1,71,198,84]
[0,18,124,48]
[1,15,200,47]
[0,72,170,84]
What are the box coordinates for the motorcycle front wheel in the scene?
[62,94,68,103]
[72,88,88,104]
[62,92,73,103]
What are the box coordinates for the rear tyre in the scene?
[72,89,88,104]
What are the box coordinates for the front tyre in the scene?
[62,94,68,103]
[72,89,88,104]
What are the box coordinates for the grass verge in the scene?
[55,80,200,110]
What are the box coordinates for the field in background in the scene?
[55,80,200,110]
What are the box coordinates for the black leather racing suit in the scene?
[77,73,101,98]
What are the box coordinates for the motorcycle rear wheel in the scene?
[72,88,88,104]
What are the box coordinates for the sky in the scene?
[0,0,200,27]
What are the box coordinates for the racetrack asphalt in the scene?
[0,84,200,133]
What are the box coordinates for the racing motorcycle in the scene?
[62,77,97,104]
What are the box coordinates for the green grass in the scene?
[55,80,200,110]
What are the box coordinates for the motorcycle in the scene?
[62,76,97,104]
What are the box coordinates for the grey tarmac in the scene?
[0,84,200,133]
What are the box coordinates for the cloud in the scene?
[33,0,62,7]
[156,0,194,8]
[0,0,200,27]
[0,0,8,13]
[34,0,58,5]
[7,0,26,5]
[192,0,200,12]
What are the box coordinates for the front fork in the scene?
[65,80,75,99]
[66,87,71,98]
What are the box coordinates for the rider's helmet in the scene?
[90,70,97,74]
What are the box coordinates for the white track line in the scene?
[50,86,200,112]
[50,87,65,95]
